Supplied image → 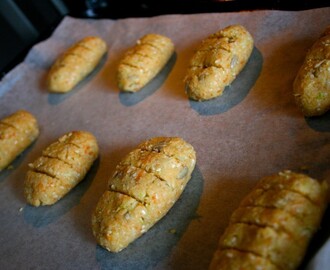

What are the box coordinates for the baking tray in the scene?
[0,8,330,269]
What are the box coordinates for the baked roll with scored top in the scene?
[24,131,99,206]
[117,33,175,92]
[209,170,328,270]
[0,110,39,171]
[293,26,330,116]
[92,137,196,252]
[185,24,254,101]
[47,36,107,93]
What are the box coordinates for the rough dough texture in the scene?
[92,137,196,252]
[24,131,99,206]
[0,110,39,171]
[185,24,254,101]
[184,25,253,101]
[210,249,279,270]
[117,34,175,92]
[209,170,328,270]
[293,26,330,116]
[47,36,107,93]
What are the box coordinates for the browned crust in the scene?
[209,171,328,270]
[24,131,99,206]
[117,34,175,92]
[92,137,196,252]
[293,26,330,116]
[0,110,39,171]
[185,25,254,101]
[47,36,107,93]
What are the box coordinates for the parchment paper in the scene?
[1,8,330,270]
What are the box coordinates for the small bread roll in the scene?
[117,34,175,92]
[293,26,330,116]
[0,110,39,171]
[209,170,328,270]
[24,131,99,206]
[184,25,254,101]
[47,36,107,93]
[92,137,196,252]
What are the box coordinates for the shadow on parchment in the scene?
[119,53,177,107]
[305,110,330,132]
[47,53,108,105]
[189,47,263,116]
[23,158,100,228]
[95,165,203,270]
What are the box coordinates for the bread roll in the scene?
[92,137,196,252]
[0,110,39,171]
[293,26,330,116]
[47,36,107,93]
[117,34,175,92]
[209,170,328,270]
[24,131,99,206]
[184,25,254,101]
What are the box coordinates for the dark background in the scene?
[0,0,329,79]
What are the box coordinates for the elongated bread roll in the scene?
[24,131,99,206]
[293,26,330,116]
[0,110,39,171]
[209,170,328,270]
[47,36,107,93]
[117,34,175,92]
[184,25,254,101]
[92,137,196,252]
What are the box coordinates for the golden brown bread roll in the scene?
[24,131,99,206]
[230,206,312,247]
[47,36,107,93]
[209,170,328,270]
[0,110,39,171]
[184,25,254,101]
[240,188,323,231]
[293,26,330,116]
[92,137,196,252]
[117,34,175,92]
